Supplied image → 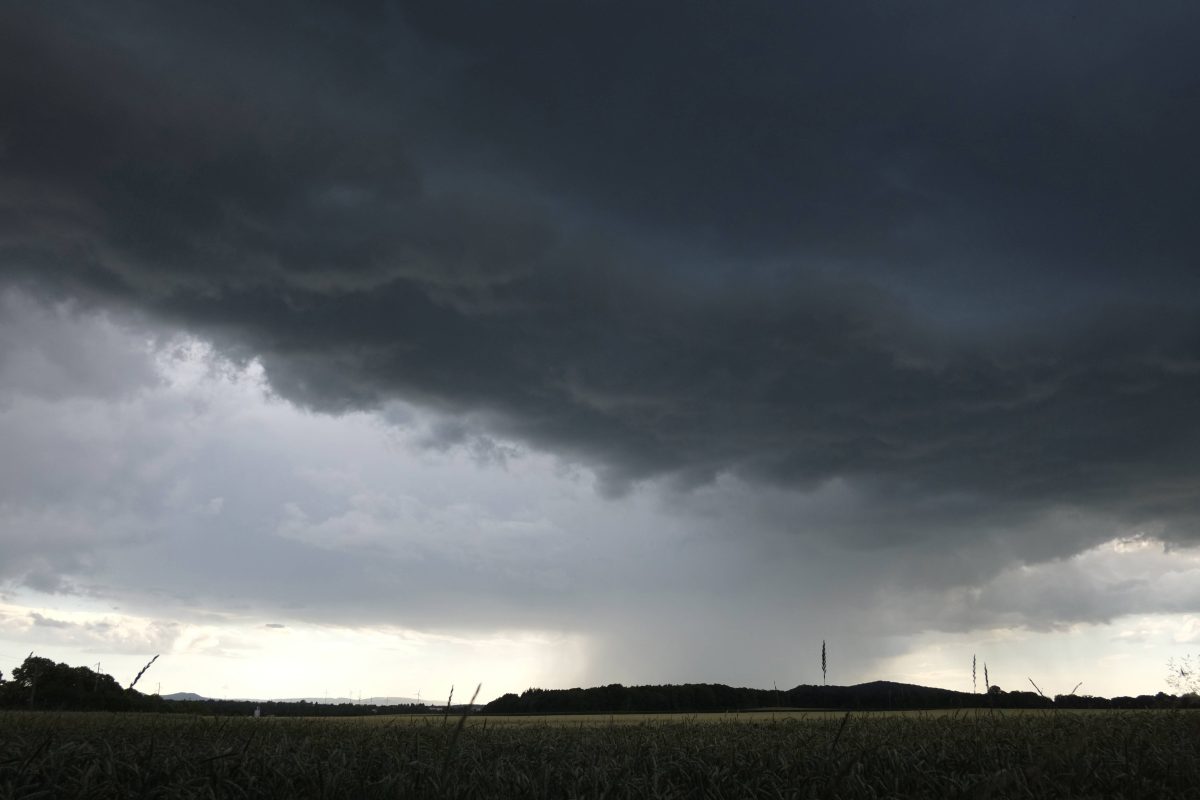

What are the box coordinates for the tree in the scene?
[3,654,129,710]
[10,655,52,706]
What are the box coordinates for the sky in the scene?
[1,1,1199,702]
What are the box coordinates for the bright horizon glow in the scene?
[2,593,1194,702]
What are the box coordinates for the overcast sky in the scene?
[2,1,1199,701]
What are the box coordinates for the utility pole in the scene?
[28,652,38,708]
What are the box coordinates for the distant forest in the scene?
[483,681,1197,714]
[2,655,1196,715]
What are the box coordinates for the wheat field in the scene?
[3,708,1199,797]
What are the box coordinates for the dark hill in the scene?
[483,680,1056,714]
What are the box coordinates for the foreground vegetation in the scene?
[3,709,1198,798]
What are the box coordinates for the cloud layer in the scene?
[4,3,1200,518]
[1,288,1199,695]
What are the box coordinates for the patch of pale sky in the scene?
[878,616,1200,698]
[0,596,586,702]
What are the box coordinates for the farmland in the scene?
[3,709,1199,798]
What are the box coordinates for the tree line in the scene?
[483,680,1200,714]
[0,655,165,712]
[0,655,442,716]
[3,655,1197,715]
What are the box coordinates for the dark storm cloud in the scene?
[404,2,1200,312]
[3,2,1200,538]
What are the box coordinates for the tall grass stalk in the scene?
[440,683,481,781]
[129,654,159,690]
